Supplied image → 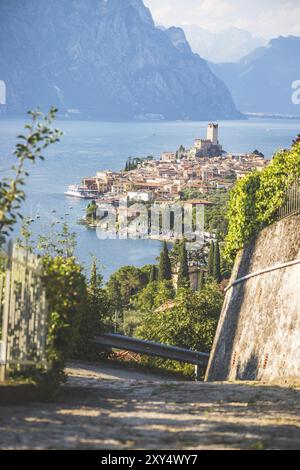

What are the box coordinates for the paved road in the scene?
[0,362,300,450]
[65,361,182,382]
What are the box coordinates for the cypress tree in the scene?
[213,241,222,283]
[75,258,107,358]
[171,239,181,265]
[158,241,172,281]
[89,259,104,300]
[90,259,98,290]
[207,241,215,277]
[149,265,157,283]
[177,242,190,288]
[86,200,97,222]
[198,270,205,291]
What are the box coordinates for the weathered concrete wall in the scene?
[205,215,300,384]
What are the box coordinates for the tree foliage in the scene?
[132,280,174,315]
[37,222,77,259]
[42,255,87,384]
[106,265,149,310]
[74,259,109,360]
[207,241,215,277]
[123,280,174,337]
[86,200,98,223]
[198,270,205,291]
[136,282,224,376]
[177,241,190,288]
[225,141,300,262]
[213,241,221,283]
[149,264,157,282]
[124,156,153,172]
[0,110,109,385]
[204,190,229,240]
[158,241,172,281]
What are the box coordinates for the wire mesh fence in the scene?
[0,242,48,379]
[277,179,300,220]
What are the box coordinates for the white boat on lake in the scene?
[65,185,99,199]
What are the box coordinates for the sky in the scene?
[144,0,300,39]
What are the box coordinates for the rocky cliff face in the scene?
[0,0,241,120]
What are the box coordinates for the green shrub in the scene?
[225,171,261,262]
[136,282,223,377]
[42,255,87,384]
[225,141,300,263]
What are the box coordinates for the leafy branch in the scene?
[0,107,62,241]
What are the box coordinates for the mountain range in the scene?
[209,36,300,116]
[182,26,267,63]
[0,0,241,120]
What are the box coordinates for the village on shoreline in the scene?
[66,123,268,242]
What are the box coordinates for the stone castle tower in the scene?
[207,123,219,145]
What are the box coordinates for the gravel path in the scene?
[0,362,300,450]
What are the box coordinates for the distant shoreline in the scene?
[244,112,300,120]
[2,114,300,123]
[0,113,247,123]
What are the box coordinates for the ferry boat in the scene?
[64,185,99,199]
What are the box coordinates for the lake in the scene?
[0,117,299,280]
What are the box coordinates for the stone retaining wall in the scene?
[205,215,300,384]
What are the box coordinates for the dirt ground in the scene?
[0,361,300,450]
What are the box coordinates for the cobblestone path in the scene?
[0,362,300,450]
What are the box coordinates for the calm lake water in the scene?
[0,118,299,280]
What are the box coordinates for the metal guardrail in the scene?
[92,334,209,381]
[225,258,300,292]
[277,179,300,220]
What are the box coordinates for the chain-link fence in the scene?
[277,179,300,220]
[0,242,48,380]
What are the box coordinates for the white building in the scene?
[127,191,154,202]
[161,152,176,162]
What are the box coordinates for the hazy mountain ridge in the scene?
[0,0,241,120]
[182,26,267,63]
[209,36,300,116]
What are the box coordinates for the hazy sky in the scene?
[144,0,300,38]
